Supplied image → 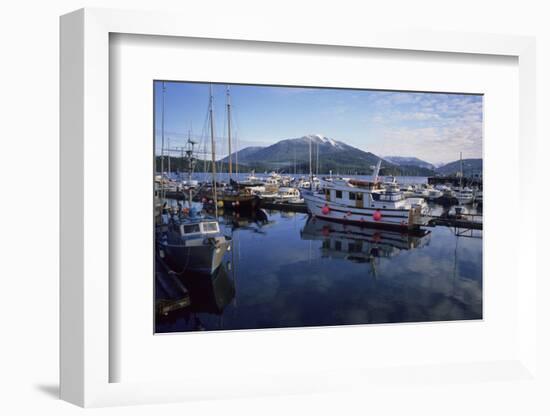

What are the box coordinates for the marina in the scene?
[155,169,483,332]
[154,81,483,332]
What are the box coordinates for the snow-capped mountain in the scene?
[383,156,435,170]
[220,134,434,175]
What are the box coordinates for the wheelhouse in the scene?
[180,221,220,236]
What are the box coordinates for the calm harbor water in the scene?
[155,210,482,333]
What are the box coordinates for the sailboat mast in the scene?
[459,151,463,188]
[187,130,193,209]
[316,141,319,176]
[209,85,218,217]
[161,82,166,199]
[167,137,171,176]
[226,86,232,179]
[309,137,312,189]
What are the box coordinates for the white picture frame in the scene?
[60,8,538,407]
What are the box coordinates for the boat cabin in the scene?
[322,186,405,208]
[180,221,220,236]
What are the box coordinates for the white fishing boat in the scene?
[274,187,303,204]
[303,161,430,229]
[425,188,444,200]
[455,187,474,204]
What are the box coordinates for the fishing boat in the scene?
[302,160,430,229]
[155,84,231,275]
[425,187,444,201]
[273,187,303,204]
[236,170,264,188]
[156,193,231,276]
[216,187,261,210]
[455,187,474,205]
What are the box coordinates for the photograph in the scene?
[154,81,483,333]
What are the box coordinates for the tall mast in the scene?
[459,151,463,188]
[209,85,218,217]
[186,135,195,209]
[309,137,313,189]
[167,137,171,176]
[226,86,233,179]
[316,140,319,176]
[373,159,382,183]
[161,81,166,199]
[294,147,296,175]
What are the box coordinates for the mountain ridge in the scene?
[220,134,435,176]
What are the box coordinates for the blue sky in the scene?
[154,81,483,164]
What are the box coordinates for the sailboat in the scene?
[210,86,260,211]
[455,152,474,205]
[156,84,231,275]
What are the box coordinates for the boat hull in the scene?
[159,238,230,275]
[303,193,428,229]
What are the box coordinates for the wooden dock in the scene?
[428,217,482,230]
[260,201,309,213]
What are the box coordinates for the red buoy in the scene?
[373,210,382,221]
[321,205,330,215]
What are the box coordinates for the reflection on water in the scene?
[156,210,482,333]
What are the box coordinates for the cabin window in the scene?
[183,224,200,234]
[334,241,342,251]
[202,222,219,233]
[335,190,342,199]
[349,243,362,253]
[357,193,363,201]
[349,192,356,200]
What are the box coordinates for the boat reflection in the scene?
[217,208,271,232]
[300,217,431,263]
[155,261,235,330]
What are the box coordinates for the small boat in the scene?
[215,188,261,210]
[236,171,264,188]
[157,208,231,274]
[425,188,444,201]
[273,187,303,204]
[455,187,474,205]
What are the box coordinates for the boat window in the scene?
[349,192,356,200]
[336,190,342,199]
[182,223,201,234]
[202,222,219,233]
[349,242,362,253]
[357,193,363,200]
[334,241,342,251]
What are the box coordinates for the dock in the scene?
[428,217,482,230]
[260,200,309,213]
